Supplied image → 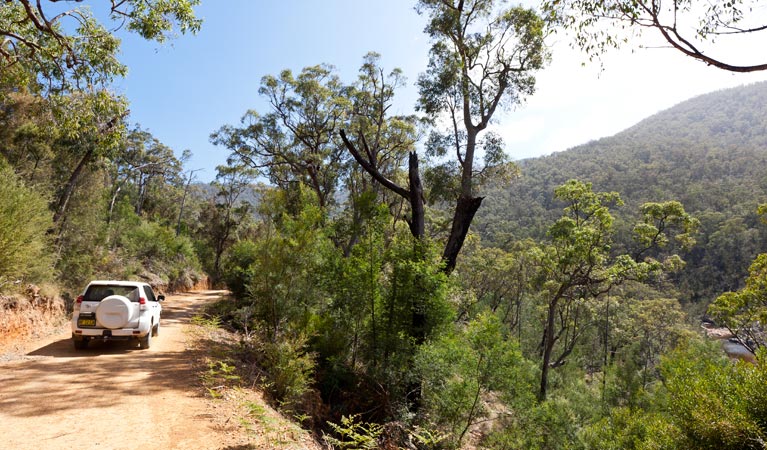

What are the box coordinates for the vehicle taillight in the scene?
[75,295,83,310]
[139,297,147,311]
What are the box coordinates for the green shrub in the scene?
[324,415,383,449]
[483,396,584,450]
[237,331,317,413]
[660,344,767,449]
[416,313,534,446]
[221,239,260,300]
[0,165,54,290]
[262,334,317,410]
[579,407,682,450]
[222,203,334,340]
[119,219,202,287]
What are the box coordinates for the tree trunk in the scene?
[135,173,146,216]
[107,184,122,226]
[176,170,193,236]
[339,131,424,240]
[539,296,559,401]
[442,195,484,274]
[213,224,231,282]
[440,121,483,274]
[407,152,425,239]
[53,147,93,226]
[341,209,362,257]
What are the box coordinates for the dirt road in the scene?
[0,290,315,450]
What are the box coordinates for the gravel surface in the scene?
[0,290,321,450]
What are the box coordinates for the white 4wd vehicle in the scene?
[71,280,164,350]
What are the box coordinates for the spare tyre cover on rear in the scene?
[96,295,136,329]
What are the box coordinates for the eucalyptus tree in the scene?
[535,180,660,400]
[632,201,699,261]
[543,0,767,73]
[709,253,767,353]
[0,76,55,185]
[206,162,258,281]
[107,127,185,222]
[212,65,349,209]
[0,0,201,91]
[610,296,692,398]
[0,67,129,229]
[339,53,421,250]
[342,0,548,273]
[51,90,128,227]
[533,181,697,400]
[418,0,547,273]
[1,0,201,228]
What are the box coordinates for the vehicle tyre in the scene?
[139,325,152,349]
[96,295,135,329]
[73,336,88,350]
[152,320,160,337]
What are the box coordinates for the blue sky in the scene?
[110,1,767,182]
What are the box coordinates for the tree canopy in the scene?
[0,0,201,91]
[342,0,549,273]
[476,81,767,304]
[4,1,767,447]
[544,0,767,72]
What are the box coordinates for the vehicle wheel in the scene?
[73,337,88,350]
[139,325,152,349]
[152,320,160,337]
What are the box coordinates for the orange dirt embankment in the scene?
[0,290,321,450]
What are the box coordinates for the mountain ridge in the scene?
[476,81,767,303]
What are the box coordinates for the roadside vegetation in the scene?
[1,0,767,448]
[187,308,321,449]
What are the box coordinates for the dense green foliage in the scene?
[0,0,201,91]
[581,344,767,450]
[417,313,535,445]
[3,0,767,447]
[0,164,53,287]
[0,69,203,294]
[206,54,767,450]
[0,0,203,294]
[207,168,766,448]
[214,187,455,421]
[709,253,767,352]
[477,81,767,305]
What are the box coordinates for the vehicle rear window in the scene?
[83,285,140,302]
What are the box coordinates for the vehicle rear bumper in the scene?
[72,322,151,339]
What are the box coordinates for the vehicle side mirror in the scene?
[157,295,165,302]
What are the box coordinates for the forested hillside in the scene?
[477,81,767,304]
[3,1,767,449]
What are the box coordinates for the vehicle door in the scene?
[143,285,162,322]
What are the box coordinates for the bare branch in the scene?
[340,129,410,200]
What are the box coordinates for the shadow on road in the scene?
[0,290,228,419]
[0,346,206,418]
[28,337,141,357]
